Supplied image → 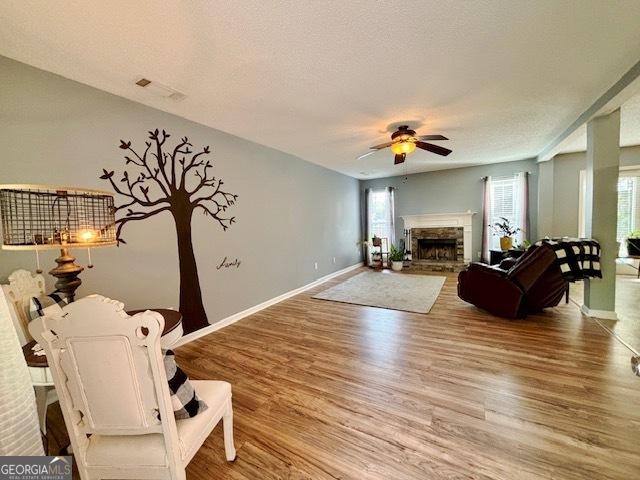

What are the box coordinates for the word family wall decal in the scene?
[100,128,239,333]
[216,257,241,270]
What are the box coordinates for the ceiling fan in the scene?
[357,125,452,165]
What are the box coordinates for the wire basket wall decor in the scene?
[0,185,117,250]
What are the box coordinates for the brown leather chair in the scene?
[457,243,568,318]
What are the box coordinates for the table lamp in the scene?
[0,185,117,300]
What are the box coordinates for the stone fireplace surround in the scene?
[401,212,475,264]
[412,228,464,262]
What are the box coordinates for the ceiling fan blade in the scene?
[356,150,377,160]
[415,141,452,156]
[417,134,448,141]
[394,153,406,165]
[370,141,394,150]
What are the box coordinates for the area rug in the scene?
[313,271,446,313]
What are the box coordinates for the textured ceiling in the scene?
[2,1,640,179]
[556,93,640,154]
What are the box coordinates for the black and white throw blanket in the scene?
[534,238,602,281]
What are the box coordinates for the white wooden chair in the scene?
[29,294,236,480]
[1,269,58,435]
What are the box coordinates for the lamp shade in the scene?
[0,185,117,250]
[390,141,416,155]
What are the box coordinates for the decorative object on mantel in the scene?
[100,129,238,334]
[0,185,116,300]
[491,216,521,251]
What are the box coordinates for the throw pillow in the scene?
[28,291,70,321]
[163,349,208,419]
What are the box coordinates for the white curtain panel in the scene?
[517,171,530,243]
[387,187,396,247]
[481,176,492,263]
[366,187,396,248]
[0,287,44,456]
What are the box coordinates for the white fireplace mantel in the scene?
[401,211,476,262]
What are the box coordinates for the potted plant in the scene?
[627,230,640,256]
[389,244,404,271]
[491,217,521,251]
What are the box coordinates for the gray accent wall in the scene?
[0,56,361,325]
[539,146,640,238]
[360,159,539,261]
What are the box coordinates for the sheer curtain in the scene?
[366,187,396,246]
[517,171,530,244]
[481,176,492,263]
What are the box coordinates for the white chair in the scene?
[2,269,58,435]
[29,294,236,480]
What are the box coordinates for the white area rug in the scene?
[313,271,446,313]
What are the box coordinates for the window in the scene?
[488,174,524,250]
[578,168,640,256]
[617,173,639,256]
[366,188,395,245]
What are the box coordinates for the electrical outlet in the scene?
[477,251,481,259]
[332,257,336,264]
[314,262,318,270]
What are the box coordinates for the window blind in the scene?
[489,174,522,250]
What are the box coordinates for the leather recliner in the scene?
[457,243,568,318]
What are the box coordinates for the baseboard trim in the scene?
[580,304,618,321]
[173,262,364,347]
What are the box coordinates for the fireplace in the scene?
[409,226,464,271]
[401,212,474,271]
[417,238,457,261]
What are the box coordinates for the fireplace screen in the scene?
[417,238,457,261]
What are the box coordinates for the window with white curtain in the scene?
[578,168,640,256]
[617,174,639,256]
[367,188,395,244]
[488,174,523,249]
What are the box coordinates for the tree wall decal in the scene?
[100,129,238,334]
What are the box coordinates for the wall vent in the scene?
[135,77,186,101]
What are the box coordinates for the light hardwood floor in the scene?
[570,274,640,354]
[48,268,640,479]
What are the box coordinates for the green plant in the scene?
[389,244,404,262]
[491,217,521,237]
[516,239,532,250]
[628,230,640,239]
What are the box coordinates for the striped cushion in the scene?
[28,291,70,321]
[163,350,208,419]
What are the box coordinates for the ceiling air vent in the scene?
[135,77,186,101]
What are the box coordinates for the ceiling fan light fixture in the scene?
[391,141,416,155]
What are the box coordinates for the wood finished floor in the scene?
[48,268,640,479]
[570,275,640,354]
